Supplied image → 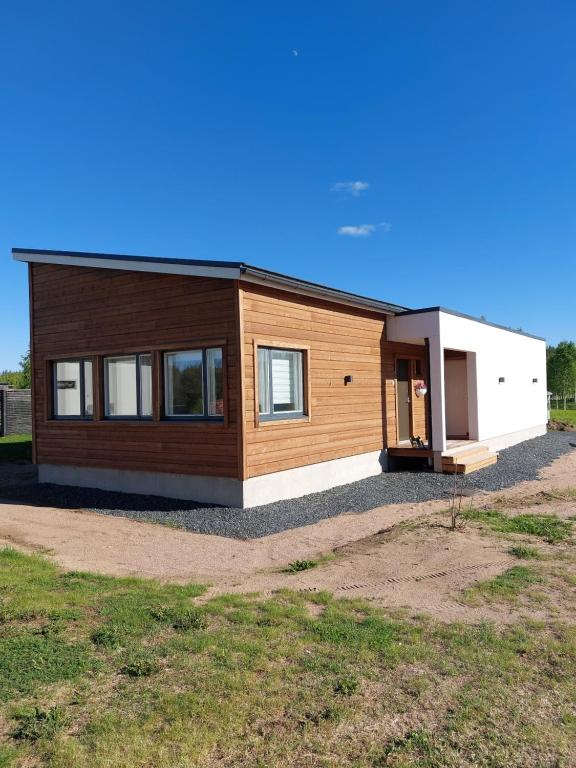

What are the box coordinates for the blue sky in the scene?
[1,1,574,370]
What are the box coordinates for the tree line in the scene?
[547,341,576,409]
[0,347,31,390]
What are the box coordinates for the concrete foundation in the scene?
[38,449,388,509]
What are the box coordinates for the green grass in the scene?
[551,408,576,426]
[0,548,574,767]
[462,507,573,543]
[284,554,336,573]
[508,544,541,559]
[464,566,543,604]
[285,559,318,572]
[0,434,32,462]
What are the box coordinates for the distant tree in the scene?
[547,341,576,409]
[0,369,24,388]
[0,346,31,389]
[19,346,31,389]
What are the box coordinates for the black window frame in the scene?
[103,352,153,421]
[258,346,306,422]
[163,347,224,421]
[52,358,93,420]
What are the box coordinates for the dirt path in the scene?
[0,449,574,622]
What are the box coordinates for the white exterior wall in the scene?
[388,311,547,452]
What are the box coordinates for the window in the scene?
[104,354,152,418]
[53,359,93,419]
[164,348,223,419]
[258,347,304,420]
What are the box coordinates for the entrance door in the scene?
[396,358,411,442]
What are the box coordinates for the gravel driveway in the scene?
[1,431,574,539]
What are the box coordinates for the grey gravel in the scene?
[1,432,574,540]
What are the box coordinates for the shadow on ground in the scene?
[0,432,574,539]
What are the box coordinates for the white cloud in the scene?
[337,222,391,237]
[338,224,375,237]
[331,181,369,196]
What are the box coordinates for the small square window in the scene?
[258,347,305,420]
[53,359,93,419]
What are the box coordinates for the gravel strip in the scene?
[1,432,574,539]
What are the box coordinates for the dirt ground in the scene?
[0,449,574,623]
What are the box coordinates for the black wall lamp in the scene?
[344,375,353,385]
[498,377,505,384]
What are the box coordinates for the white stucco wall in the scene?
[388,310,548,451]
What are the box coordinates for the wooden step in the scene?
[442,446,491,465]
[442,453,498,474]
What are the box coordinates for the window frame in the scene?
[103,352,153,421]
[255,344,308,423]
[163,347,224,421]
[52,358,93,420]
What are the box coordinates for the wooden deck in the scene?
[389,440,498,474]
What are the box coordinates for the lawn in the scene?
[0,435,32,462]
[0,549,574,767]
[551,408,576,426]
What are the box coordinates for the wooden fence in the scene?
[0,388,32,436]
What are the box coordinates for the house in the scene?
[13,248,548,508]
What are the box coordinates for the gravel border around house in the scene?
[1,431,574,539]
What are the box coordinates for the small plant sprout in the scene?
[286,559,318,573]
[448,475,477,530]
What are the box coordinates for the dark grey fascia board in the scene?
[395,306,546,342]
[240,265,408,315]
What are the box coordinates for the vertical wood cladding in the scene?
[240,283,426,478]
[30,263,240,478]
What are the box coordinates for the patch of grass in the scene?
[12,705,68,742]
[90,624,125,648]
[334,675,359,695]
[0,434,32,461]
[463,507,573,543]
[120,649,160,677]
[509,544,540,559]
[464,566,543,604]
[0,548,575,767]
[0,633,94,700]
[551,408,576,426]
[171,607,208,631]
[286,559,318,572]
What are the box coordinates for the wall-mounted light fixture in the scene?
[344,375,353,385]
[532,378,538,383]
[414,380,428,398]
[498,377,505,384]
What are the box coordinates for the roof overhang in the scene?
[12,248,243,280]
[12,248,406,316]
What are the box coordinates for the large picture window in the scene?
[53,359,93,419]
[104,354,152,418]
[164,348,223,419]
[258,347,304,420]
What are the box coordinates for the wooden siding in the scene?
[240,283,426,478]
[30,263,240,478]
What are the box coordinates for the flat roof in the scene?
[12,247,408,315]
[395,306,546,341]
